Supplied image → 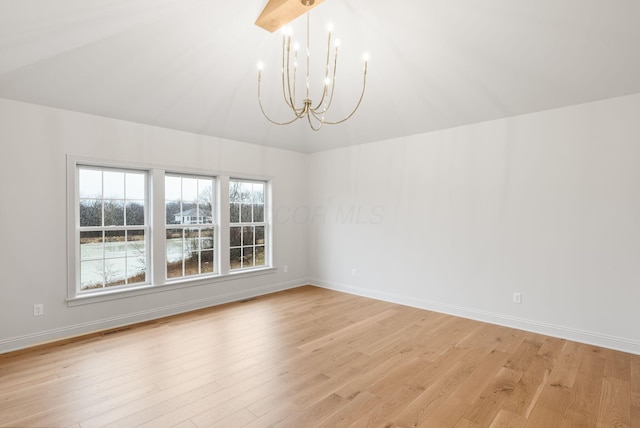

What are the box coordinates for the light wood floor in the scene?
[1,286,638,428]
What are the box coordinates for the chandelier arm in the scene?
[258,72,301,125]
[305,11,310,101]
[315,44,339,114]
[280,34,294,109]
[310,108,327,125]
[284,34,299,110]
[307,110,324,131]
[292,47,298,109]
[312,25,333,111]
[321,64,367,125]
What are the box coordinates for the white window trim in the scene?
[66,155,275,307]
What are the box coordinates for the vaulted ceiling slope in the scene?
[1,0,639,153]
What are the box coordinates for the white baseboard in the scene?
[0,279,307,354]
[310,278,640,356]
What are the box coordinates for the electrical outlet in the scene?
[33,304,44,316]
[283,265,288,273]
[513,292,522,304]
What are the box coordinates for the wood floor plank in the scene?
[548,340,585,389]
[631,392,640,428]
[596,376,631,427]
[560,346,606,427]
[489,409,527,428]
[461,367,523,426]
[0,286,637,428]
[392,358,477,427]
[500,354,553,419]
[243,402,301,428]
[418,395,469,427]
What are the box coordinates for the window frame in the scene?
[164,173,217,280]
[229,179,269,272]
[76,165,151,293]
[66,155,275,306]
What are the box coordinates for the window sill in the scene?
[67,267,277,307]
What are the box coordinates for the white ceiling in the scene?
[1,0,639,153]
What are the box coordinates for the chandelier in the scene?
[257,0,368,131]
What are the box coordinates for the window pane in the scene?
[253,183,265,203]
[230,248,242,270]
[201,250,214,274]
[103,171,125,199]
[253,204,264,222]
[243,247,254,267]
[80,260,104,290]
[230,226,241,247]
[242,226,254,246]
[183,253,199,276]
[230,203,240,223]
[240,204,252,223]
[255,246,265,266]
[201,228,214,250]
[126,200,145,225]
[199,201,213,224]
[165,175,181,201]
[182,177,198,201]
[80,231,103,261]
[229,181,241,203]
[80,199,102,227]
[241,182,253,202]
[184,228,199,250]
[181,202,197,224]
[167,228,184,279]
[104,200,125,226]
[198,178,213,203]
[79,169,102,198]
[166,228,183,258]
[104,258,126,287]
[105,230,126,259]
[127,230,145,258]
[126,259,146,285]
[166,200,181,224]
[126,172,145,200]
[255,226,265,245]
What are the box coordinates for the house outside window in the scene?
[165,174,216,279]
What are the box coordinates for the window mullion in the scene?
[218,176,230,275]
[151,168,166,286]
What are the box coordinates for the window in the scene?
[165,174,216,279]
[68,156,273,303]
[77,167,148,291]
[229,180,267,270]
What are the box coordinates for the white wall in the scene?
[308,93,640,354]
[0,98,309,353]
[2,93,640,355]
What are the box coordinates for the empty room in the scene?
[1,0,639,427]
